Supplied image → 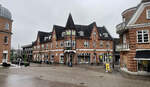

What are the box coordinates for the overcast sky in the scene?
[0,0,141,49]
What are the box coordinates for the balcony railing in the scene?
[116,43,130,51]
[116,22,127,34]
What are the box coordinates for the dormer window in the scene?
[62,32,66,37]
[79,31,84,36]
[5,23,9,30]
[146,9,150,19]
[49,35,51,39]
[66,30,71,35]
[44,37,49,41]
[72,30,76,35]
[103,33,108,37]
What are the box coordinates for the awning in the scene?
[135,50,150,60]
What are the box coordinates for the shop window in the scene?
[137,30,149,43]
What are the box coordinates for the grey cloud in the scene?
[0,0,141,48]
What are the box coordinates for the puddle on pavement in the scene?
[0,74,86,87]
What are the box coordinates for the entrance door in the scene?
[3,53,8,63]
[59,55,64,64]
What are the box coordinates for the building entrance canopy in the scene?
[135,50,150,60]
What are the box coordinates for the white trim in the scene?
[76,49,113,51]
[3,50,8,53]
[49,49,64,52]
[121,68,150,75]
[128,2,150,25]
[122,7,137,16]
[146,9,150,19]
[134,58,150,60]
[136,49,150,51]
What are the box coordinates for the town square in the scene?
[0,0,150,87]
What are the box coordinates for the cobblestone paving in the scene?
[0,63,150,87]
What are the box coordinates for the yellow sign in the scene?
[106,63,110,71]
[100,56,103,59]
[109,56,112,59]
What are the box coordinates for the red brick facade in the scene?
[117,1,150,73]
[32,15,113,65]
[0,17,12,63]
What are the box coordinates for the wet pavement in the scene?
[0,63,150,87]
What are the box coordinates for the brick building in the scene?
[0,5,13,64]
[22,44,33,62]
[116,0,150,75]
[32,14,113,65]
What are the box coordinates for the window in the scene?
[60,41,64,47]
[46,44,48,49]
[79,31,84,36]
[84,41,89,48]
[137,30,149,43]
[93,42,96,48]
[62,32,65,37]
[72,30,76,35]
[41,44,44,49]
[4,36,8,44]
[56,42,58,48]
[64,40,75,47]
[100,41,103,48]
[5,23,9,30]
[146,9,150,19]
[93,32,96,36]
[66,30,71,35]
[106,42,110,48]
[103,33,108,37]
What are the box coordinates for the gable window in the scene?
[93,32,96,36]
[5,23,9,30]
[146,9,150,19]
[84,41,89,48]
[93,42,96,48]
[100,41,103,48]
[4,36,8,44]
[137,30,149,43]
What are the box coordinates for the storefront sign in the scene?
[106,63,110,72]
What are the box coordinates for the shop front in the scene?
[135,50,150,73]
[78,53,90,64]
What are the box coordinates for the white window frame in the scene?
[146,9,150,19]
[137,30,149,43]
[100,41,103,48]
[84,41,89,48]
